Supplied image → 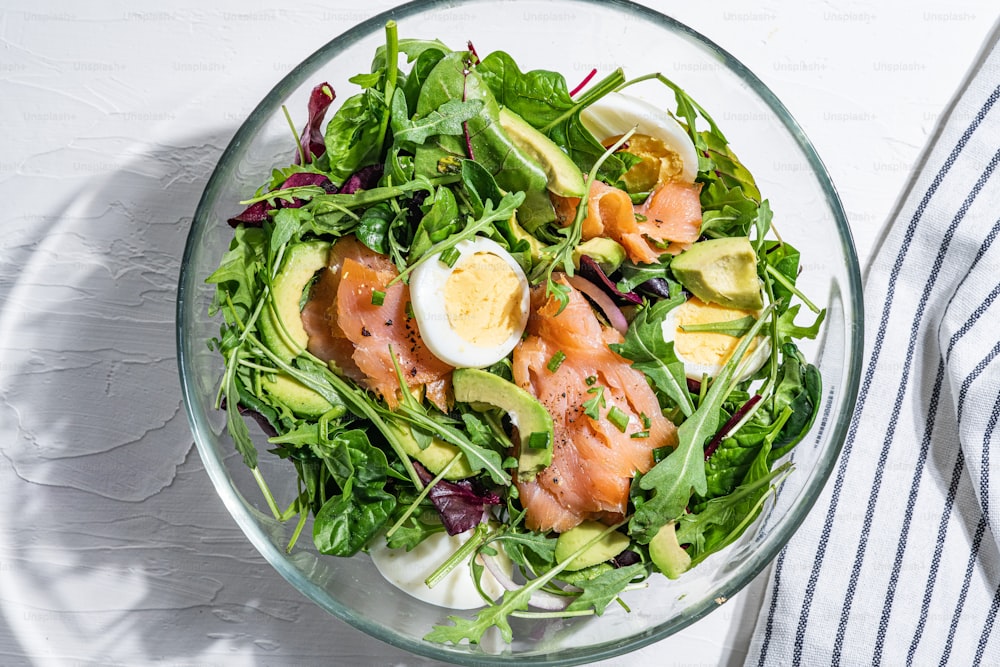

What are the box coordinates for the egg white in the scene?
[369,528,510,609]
[409,237,529,368]
[661,298,770,382]
[580,91,699,184]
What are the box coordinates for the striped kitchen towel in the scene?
[745,36,1000,667]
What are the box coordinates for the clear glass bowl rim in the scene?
[177,0,864,664]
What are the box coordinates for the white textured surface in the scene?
[1,1,995,665]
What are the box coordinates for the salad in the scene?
[206,21,824,645]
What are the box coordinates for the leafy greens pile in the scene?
[206,21,825,645]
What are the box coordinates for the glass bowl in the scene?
[176,0,863,663]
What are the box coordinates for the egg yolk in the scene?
[444,252,521,347]
[672,297,760,367]
[602,132,685,192]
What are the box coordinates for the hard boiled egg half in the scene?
[410,236,529,368]
[661,297,770,382]
[369,528,510,609]
[581,91,699,187]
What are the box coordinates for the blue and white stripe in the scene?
[746,41,1000,667]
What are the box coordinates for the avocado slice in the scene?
[670,237,764,310]
[452,368,554,481]
[648,522,691,579]
[505,212,544,262]
[257,241,335,416]
[387,421,475,480]
[554,520,630,571]
[259,241,330,360]
[262,373,336,418]
[498,107,586,198]
[572,237,627,275]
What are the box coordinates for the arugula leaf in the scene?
[629,303,775,543]
[392,189,524,286]
[675,462,792,566]
[565,563,647,615]
[776,304,826,345]
[427,524,620,644]
[496,531,557,572]
[206,225,267,321]
[390,88,485,145]
[609,297,693,417]
[700,130,761,202]
[223,349,257,469]
[699,180,760,238]
[267,207,306,269]
[582,385,607,420]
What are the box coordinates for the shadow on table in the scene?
[0,130,440,666]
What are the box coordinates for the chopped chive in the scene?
[547,351,566,373]
[439,246,461,267]
[405,300,414,319]
[630,430,650,439]
[527,431,551,450]
[371,289,386,306]
[607,406,629,432]
[640,412,651,429]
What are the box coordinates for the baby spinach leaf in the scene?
[546,113,628,186]
[354,203,395,255]
[768,343,822,460]
[476,52,629,185]
[400,47,446,114]
[323,92,383,184]
[312,430,396,557]
[761,240,800,302]
[372,37,451,71]
[476,50,575,129]
[416,51,555,230]
[460,158,505,217]
[408,185,460,262]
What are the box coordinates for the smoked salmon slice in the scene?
[302,236,452,411]
[512,280,677,533]
[553,179,702,264]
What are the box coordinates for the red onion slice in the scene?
[567,275,630,335]
[480,555,570,611]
